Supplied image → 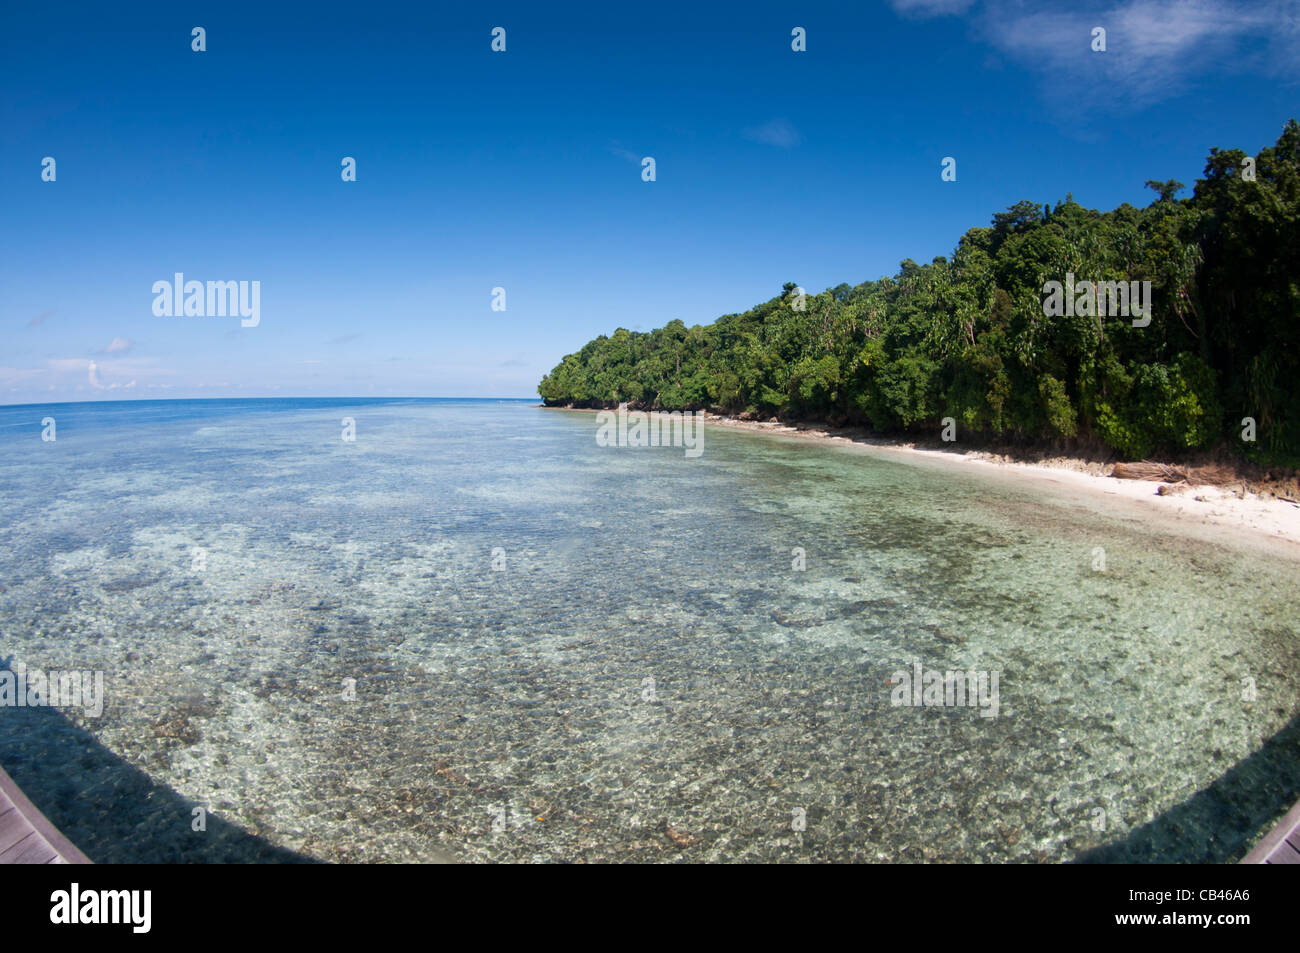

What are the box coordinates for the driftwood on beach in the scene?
[1112,461,1188,482]
[1111,461,1238,485]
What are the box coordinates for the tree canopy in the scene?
[539,121,1300,463]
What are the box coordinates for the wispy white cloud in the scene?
[889,0,1299,108]
[607,143,644,165]
[987,0,1275,105]
[42,356,174,392]
[889,0,977,16]
[48,358,90,374]
[743,118,804,148]
[96,336,132,355]
[0,366,45,387]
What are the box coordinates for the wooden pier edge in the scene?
[0,764,92,864]
[1241,795,1300,864]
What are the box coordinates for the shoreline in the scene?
[542,405,1300,556]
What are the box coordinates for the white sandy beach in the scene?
[697,413,1300,555]
[546,405,1300,556]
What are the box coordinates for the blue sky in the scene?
[1,0,1297,403]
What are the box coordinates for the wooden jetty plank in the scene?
[0,765,92,865]
[0,806,33,855]
[1269,841,1300,864]
[1,831,59,865]
[1242,795,1300,864]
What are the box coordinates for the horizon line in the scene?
[0,395,543,410]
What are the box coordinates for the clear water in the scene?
[0,398,1296,863]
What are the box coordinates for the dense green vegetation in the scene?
[540,121,1300,462]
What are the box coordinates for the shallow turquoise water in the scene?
[0,398,1296,862]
